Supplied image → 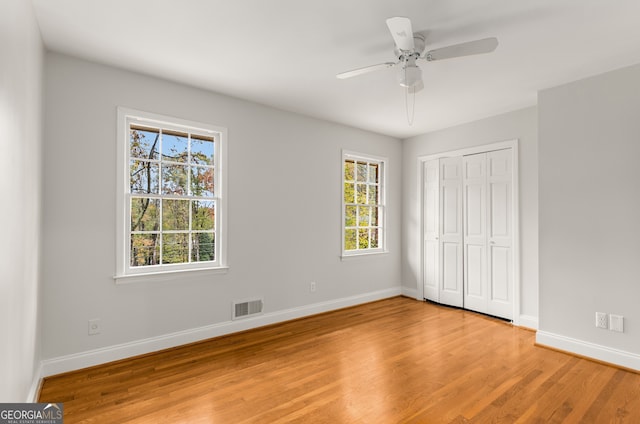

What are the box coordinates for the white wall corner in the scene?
[40,287,401,377]
[518,314,538,330]
[401,285,418,300]
[536,331,640,371]
[26,363,43,402]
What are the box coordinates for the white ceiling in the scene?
[31,0,640,139]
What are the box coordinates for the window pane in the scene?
[371,207,379,226]
[192,200,215,230]
[162,131,188,162]
[356,184,366,204]
[345,205,356,227]
[130,160,159,194]
[370,228,379,248]
[162,233,189,264]
[367,185,378,205]
[368,164,379,183]
[162,164,188,195]
[131,233,160,266]
[358,206,370,226]
[344,182,355,203]
[192,232,215,262]
[131,198,159,231]
[358,229,369,249]
[191,166,214,197]
[356,162,367,182]
[344,160,355,182]
[162,199,189,231]
[130,126,159,160]
[191,136,214,165]
[345,229,357,250]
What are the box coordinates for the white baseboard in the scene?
[26,362,43,402]
[518,314,538,330]
[401,286,418,299]
[397,291,538,330]
[536,330,640,371]
[40,287,401,378]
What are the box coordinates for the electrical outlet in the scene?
[88,319,101,335]
[609,314,624,332]
[595,312,608,329]
[310,281,316,292]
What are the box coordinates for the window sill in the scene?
[340,250,389,261]
[113,266,229,284]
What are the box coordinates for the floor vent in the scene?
[232,298,263,320]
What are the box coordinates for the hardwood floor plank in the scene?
[579,369,631,422]
[39,297,640,423]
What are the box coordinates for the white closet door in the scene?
[487,149,513,319]
[423,160,440,302]
[439,157,463,307]
[463,153,488,314]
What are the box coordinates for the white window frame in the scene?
[341,150,387,258]
[115,108,228,283]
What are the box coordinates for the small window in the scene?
[116,108,227,279]
[342,151,386,256]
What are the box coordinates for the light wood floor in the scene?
[39,296,640,423]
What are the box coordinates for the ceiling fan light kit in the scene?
[337,16,499,125]
[398,60,422,88]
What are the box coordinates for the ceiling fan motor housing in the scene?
[393,34,426,58]
[395,34,425,88]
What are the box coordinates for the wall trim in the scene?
[518,315,539,330]
[40,287,401,378]
[26,363,44,402]
[536,330,640,371]
[394,293,538,331]
[401,286,418,299]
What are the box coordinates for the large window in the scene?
[342,151,386,256]
[116,108,227,279]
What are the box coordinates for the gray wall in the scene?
[0,0,43,401]
[401,107,539,324]
[538,63,640,354]
[41,53,402,361]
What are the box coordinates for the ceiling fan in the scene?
[337,17,499,94]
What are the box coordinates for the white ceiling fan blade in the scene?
[424,37,498,61]
[386,17,415,51]
[336,62,396,79]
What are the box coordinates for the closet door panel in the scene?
[442,185,461,235]
[490,182,510,239]
[490,246,511,302]
[423,160,440,302]
[442,242,461,292]
[463,153,488,314]
[466,184,483,236]
[487,149,513,319]
[439,157,463,308]
[465,244,484,297]
[424,240,439,300]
